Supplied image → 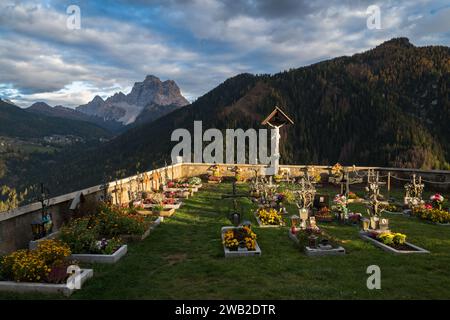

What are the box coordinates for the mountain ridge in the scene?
[26,101,125,134]
[0,99,112,139]
[76,75,189,125]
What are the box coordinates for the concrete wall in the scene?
[1,162,449,255]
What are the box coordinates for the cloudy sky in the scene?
[0,0,449,108]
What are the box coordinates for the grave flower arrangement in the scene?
[58,217,122,254]
[0,240,72,283]
[166,180,190,189]
[332,194,348,219]
[273,173,283,183]
[93,238,123,255]
[146,192,165,205]
[163,197,176,205]
[430,193,444,210]
[167,180,176,188]
[412,206,450,224]
[164,191,176,199]
[280,190,295,204]
[367,231,407,249]
[188,177,202,186]
[58,204,151,254]
[376,232,406,246]
[208,165,222,183]
[296,227,340,249]
[384,203,401,213]
[223,226,257,251]
[256,208,284,225]
[315,207,334,222]
[348,192,358,200]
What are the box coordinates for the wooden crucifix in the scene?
[261,106,294,176]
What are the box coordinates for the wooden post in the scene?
[387,172,391,200]
[345,171,350,197]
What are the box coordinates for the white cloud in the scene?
[0,0,449,108]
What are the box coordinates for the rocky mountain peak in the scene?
[143,74,161,83]
[76,75,189,125]
[92,95,104,103]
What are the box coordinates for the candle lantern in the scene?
[31,221,45,240]
[362,218,370,231]
[230,212,241,227]
[379,218,389,231]
[308,235,318,248]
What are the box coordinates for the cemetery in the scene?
[0,108,450,299]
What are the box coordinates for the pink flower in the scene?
[425,203,432,210]
[430,193,444,202]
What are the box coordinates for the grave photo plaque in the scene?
[313,194,329,210]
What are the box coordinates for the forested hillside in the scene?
[6,37,450,198]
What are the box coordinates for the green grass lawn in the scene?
[1,182,450,300]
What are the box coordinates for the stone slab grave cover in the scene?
[359,231,429,254]
[221,226,261,258]
[70,244,128,264]
[288,230,346,256]
[0,269,93,297]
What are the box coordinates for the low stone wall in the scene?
[0,162,449,255]
[0,163,184,255]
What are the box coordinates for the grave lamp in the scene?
[230,212,241,227]
[308,235,318,248]
[361,218,370,231]
[31,221,45,241]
